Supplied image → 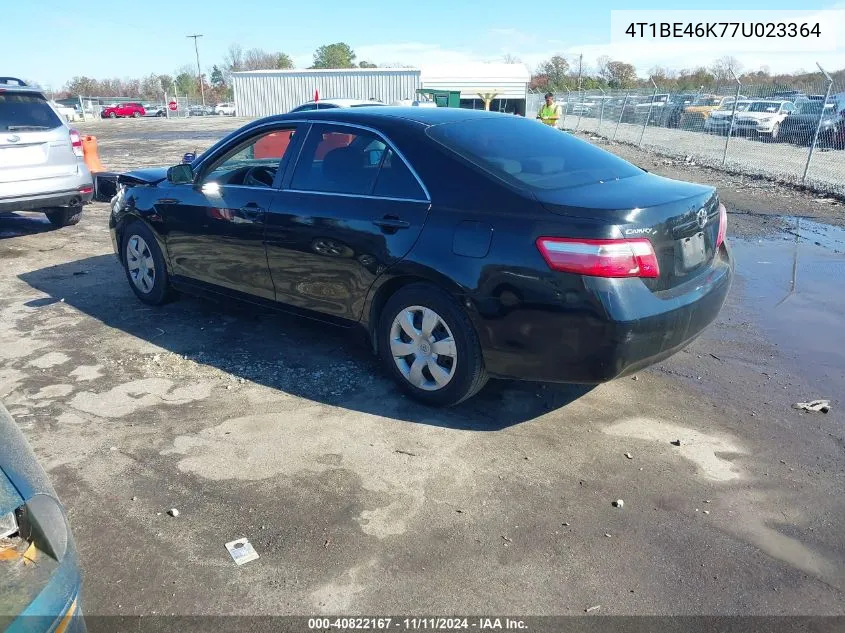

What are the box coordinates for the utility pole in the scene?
[187,34,205,106]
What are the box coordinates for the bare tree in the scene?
[710,56,743,83]
[502,53,522,64]
[596,55,611,82]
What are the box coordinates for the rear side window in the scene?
[427,117,642,191]
[0,93,63,131]
[373,149,426,200]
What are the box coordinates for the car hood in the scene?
[118,167,169,186]
[783,114,836,125]
[737,112,779,120]
[684,105,719,113]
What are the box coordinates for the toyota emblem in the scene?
[6,135,20,144]
[696,208,708,229]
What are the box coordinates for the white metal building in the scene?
[232,68,421,118]
[232,64,530,117]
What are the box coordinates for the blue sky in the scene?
[5,0,844,90]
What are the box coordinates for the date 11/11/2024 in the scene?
[308,618,528,630]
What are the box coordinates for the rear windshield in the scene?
[427,117,643,191]
[0,93,63,131]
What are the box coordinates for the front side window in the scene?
[203,127,298,188]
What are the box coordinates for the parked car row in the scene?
[97,102,238,118]
[564,91,845,149]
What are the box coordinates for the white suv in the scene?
[214,102,237,116]
[0,78,93,227]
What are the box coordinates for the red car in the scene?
[101,102,146,118]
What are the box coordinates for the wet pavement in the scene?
[730,219,845,400]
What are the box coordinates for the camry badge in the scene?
[6,135,20,143]
[697,208,708,229]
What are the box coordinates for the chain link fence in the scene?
[75,95,217,120]
[527,72,845,197]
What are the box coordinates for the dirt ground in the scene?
[1,117,844,618]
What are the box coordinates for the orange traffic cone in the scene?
[82,135,104,173]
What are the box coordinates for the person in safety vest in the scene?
[537,92,561,127]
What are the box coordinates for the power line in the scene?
[187,34,205,106]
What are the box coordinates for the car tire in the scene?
[377,283,488,407]
[109,112,117,119]
[133,111,141,118]
[121,221,173,305]
[45,206,82,228]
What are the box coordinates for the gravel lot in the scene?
[564,115,845,198]
[1,117,844,620]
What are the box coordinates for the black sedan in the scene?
[780,98,845,148]
[105,108,733,406]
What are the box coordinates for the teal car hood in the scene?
[0,404,55,512]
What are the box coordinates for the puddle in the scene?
[729,217,845,394]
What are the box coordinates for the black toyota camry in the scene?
[106,107,732,406]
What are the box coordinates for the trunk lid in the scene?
[537,172,721,291]
[0,128,78,183]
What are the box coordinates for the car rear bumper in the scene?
[479,243,733,383]
[0,189,93,213]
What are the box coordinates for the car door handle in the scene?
[372,216,410,231]
[237,204,265,223]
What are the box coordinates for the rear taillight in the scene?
[536,237,660,278]
[716,203,727,248]
[69,129,83,157]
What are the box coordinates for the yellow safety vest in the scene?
[538,103,560,125]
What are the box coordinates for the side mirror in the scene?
[167,163,194,184]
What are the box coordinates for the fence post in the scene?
[613,92,630,141]
[638,78,658,147]
[561,89,570,129]
[576,89,586,130]
[597,87,606,135]
[722,69,742,166]
[803,63,834,184]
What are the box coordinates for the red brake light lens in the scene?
[69,129,83,157]
[716,203,727,248]
[536,237,660,278]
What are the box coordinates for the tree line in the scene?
[58,43,843,101]
[529,54,844,93]
[60,42,380,101]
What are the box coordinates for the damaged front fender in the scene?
[93,167,169,202]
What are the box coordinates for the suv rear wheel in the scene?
[45,206,82,228]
